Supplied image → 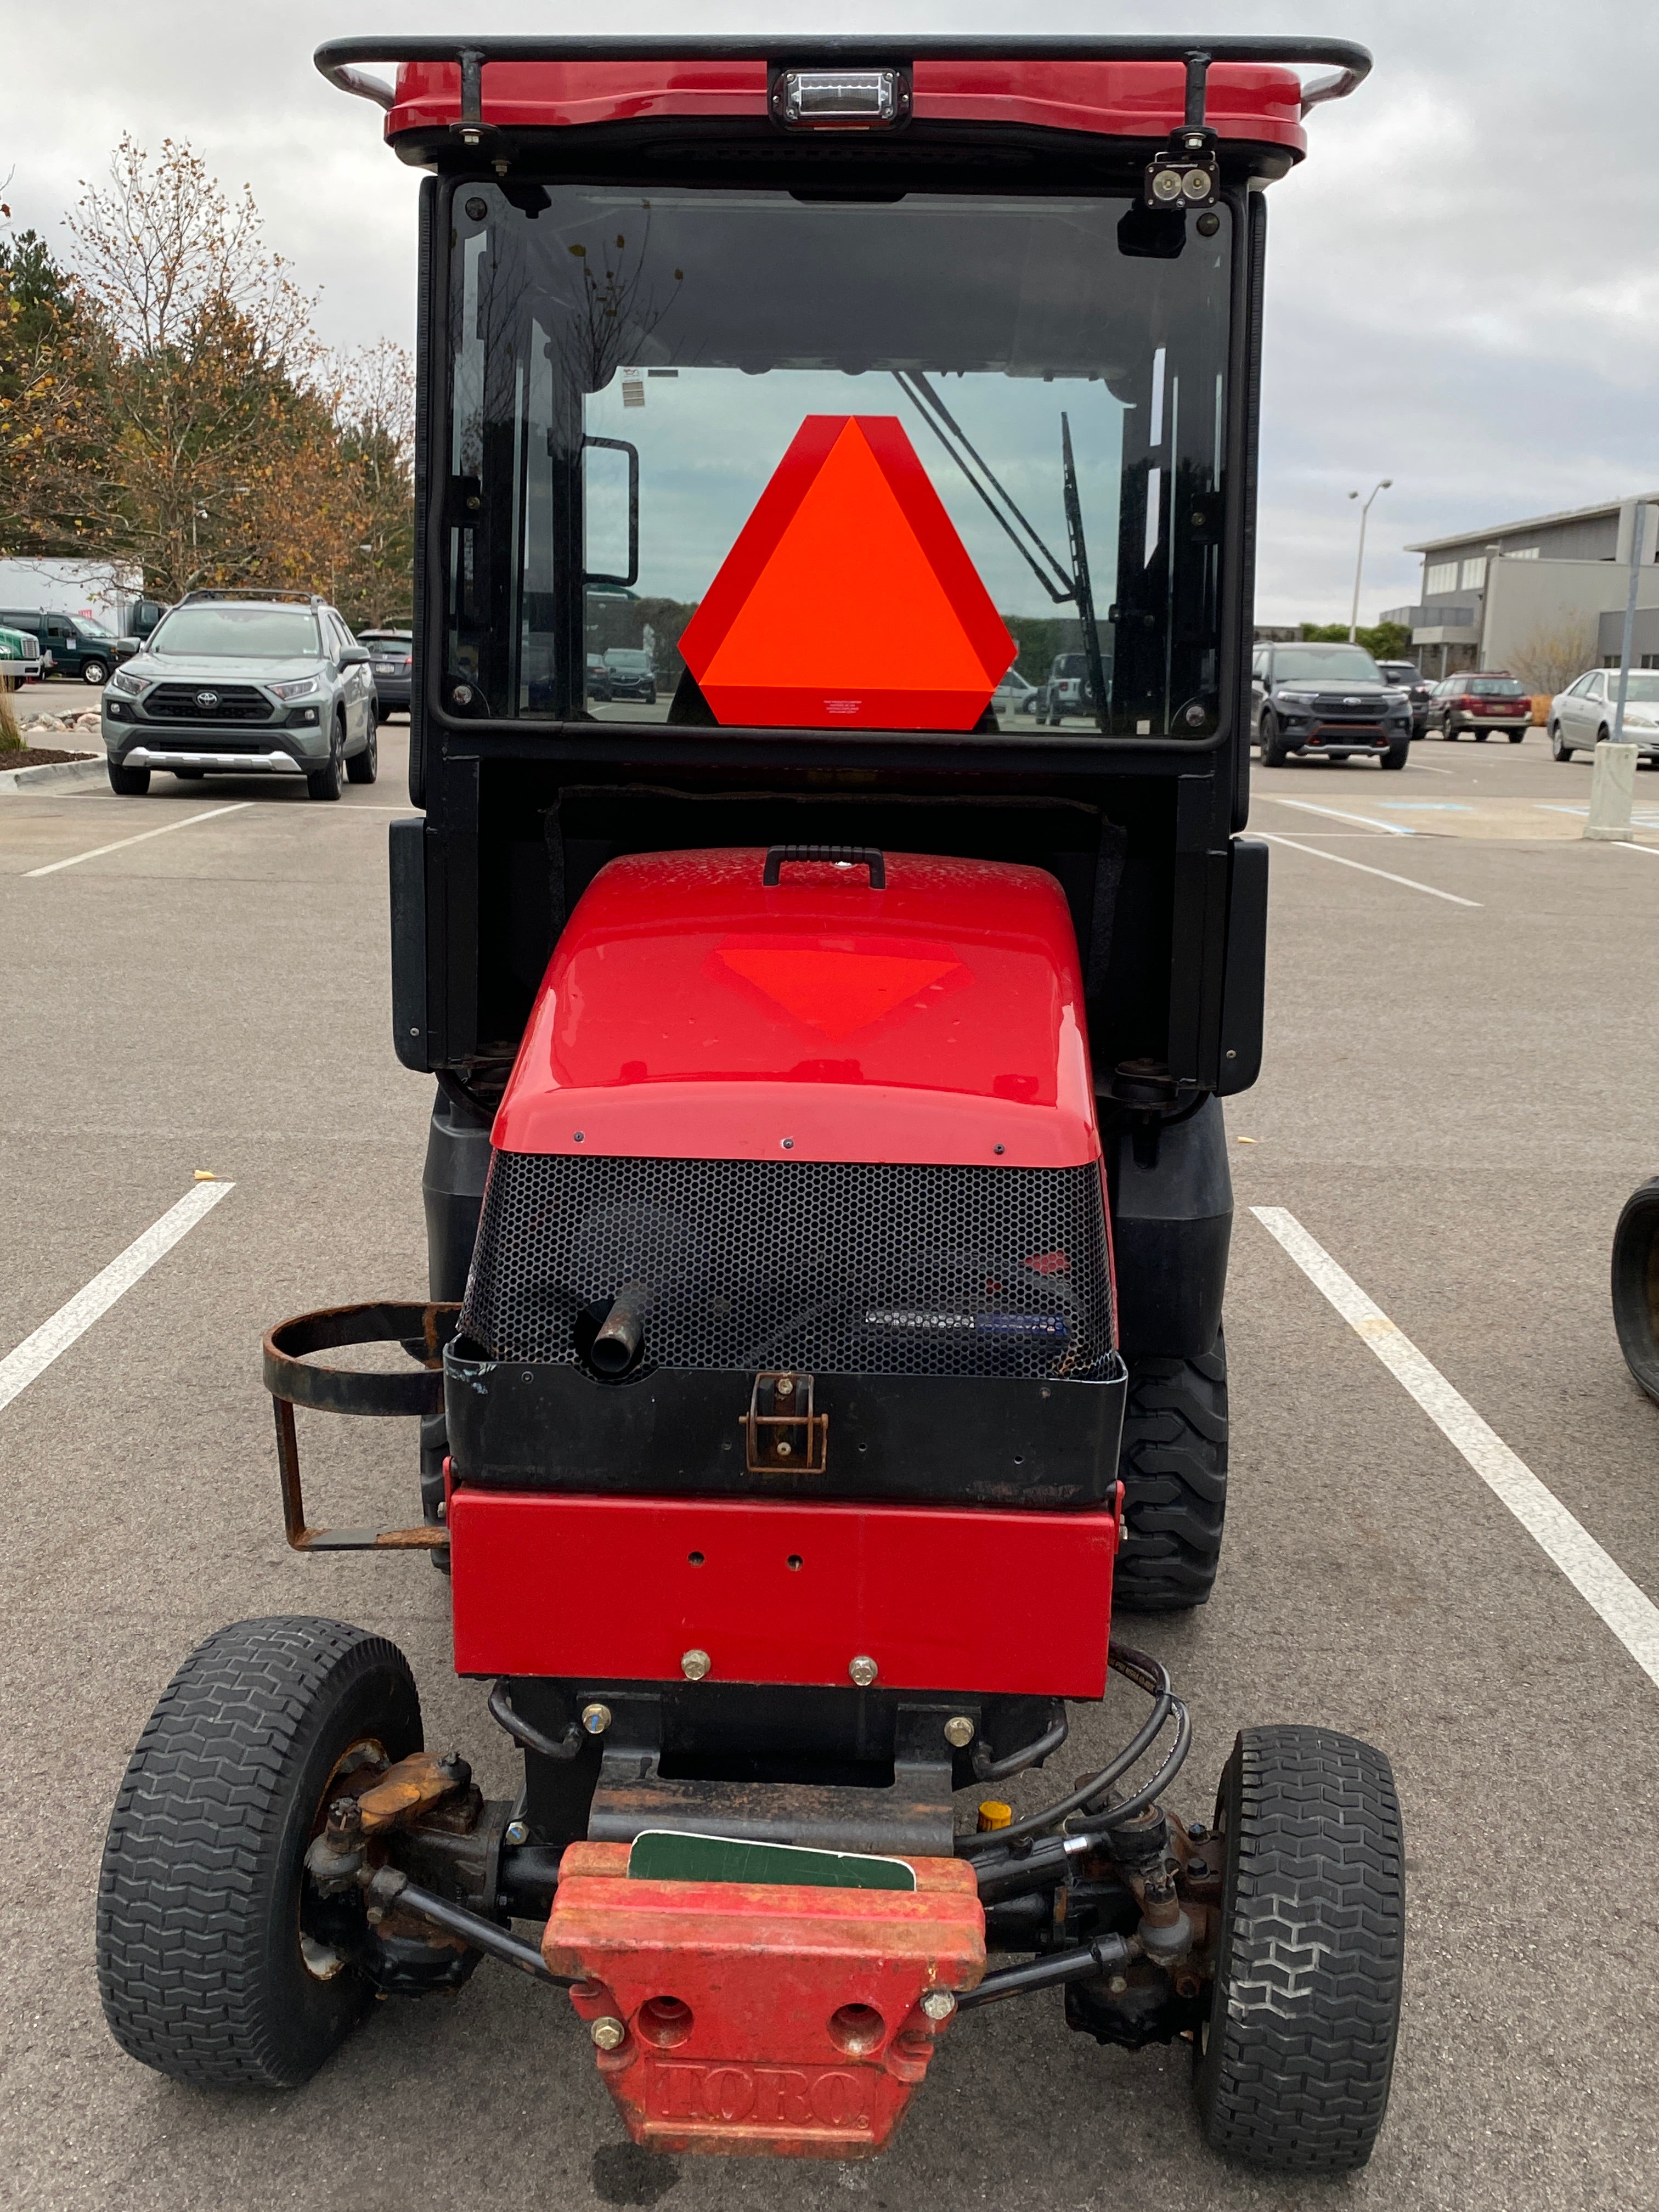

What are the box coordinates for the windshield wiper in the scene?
[891,371,1074,606]
[891,371,1109,733]
[1059,411,1108,736]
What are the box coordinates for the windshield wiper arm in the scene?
[1060,411,1109,736]
[891,371,1075,606]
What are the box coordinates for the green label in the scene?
[627,1830,917,1891]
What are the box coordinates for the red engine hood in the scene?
[493,849,1097,1167]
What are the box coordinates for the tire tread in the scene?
[1114,1336,1227,1610]
[1195,1724,1404,2172]
[97,1616,416,2090]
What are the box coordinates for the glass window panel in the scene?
[444,184,1233,739]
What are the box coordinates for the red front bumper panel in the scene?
[547,1842,985,2158]
[449,1488,1118,1697]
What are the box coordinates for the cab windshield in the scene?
[445,183,1233,738]
[149,607,320,658]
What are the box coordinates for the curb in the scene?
[0,754,103,794]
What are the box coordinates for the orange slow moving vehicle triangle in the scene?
[678,415,1017,730]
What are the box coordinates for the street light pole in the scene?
[1347,479,1393,644]
[1612,501,1648,746]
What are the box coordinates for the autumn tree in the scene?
[324,337,416,628]
[0,138,416,625]
[0,228,114,559]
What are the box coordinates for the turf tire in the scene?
[97,1616,422,2090]
[1113,1334,1227,1610]
[1194,1726,1404,2172]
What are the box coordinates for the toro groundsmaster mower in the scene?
[97,35,1404,2171]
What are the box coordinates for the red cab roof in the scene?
[385,59,1310,156]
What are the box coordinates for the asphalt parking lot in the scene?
[3,726,1657,2211]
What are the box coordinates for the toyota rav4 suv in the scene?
[101,592,378,799]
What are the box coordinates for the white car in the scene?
[1548,669,1659,762]
[991,668,1036,720]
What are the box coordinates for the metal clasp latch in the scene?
[742,1372,828,1474]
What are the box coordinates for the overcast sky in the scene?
[3,0,1655,625]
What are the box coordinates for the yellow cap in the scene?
[193,1169,216,1181]
[977,1799,1013,1833]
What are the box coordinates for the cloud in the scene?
[9,0,1656,624]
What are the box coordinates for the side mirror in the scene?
[583,435,640,589]
[339,645,370,667]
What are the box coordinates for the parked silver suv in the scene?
[101,592,377,799]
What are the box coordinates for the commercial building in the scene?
[1382,494,1659,684]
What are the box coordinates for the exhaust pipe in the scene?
[589,1282,651,1376]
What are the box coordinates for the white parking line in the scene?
[1259,832,1481,907]
[26,803,252,878]
[1615,842,1659,857]
[1255,794,1415,836]
[0,1182,234,1416]
[1252,1206,1659,1691]
[1534,804,1659,823]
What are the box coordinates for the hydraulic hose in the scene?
[973,1708,1069,1783]
[488,1679,582,1762]
[960,1644,1186,1857]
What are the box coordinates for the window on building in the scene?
[1642,654,1659,669]
[1509,546,1539,560]
[1459,556,1487,590]
[1425,561,1458,595]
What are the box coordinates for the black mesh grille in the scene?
[145,682,274,723]
[461,1152,1113,1380]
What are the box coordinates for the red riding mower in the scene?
[97,34,1403,2172]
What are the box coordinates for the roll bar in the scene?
[315,34,1371,122]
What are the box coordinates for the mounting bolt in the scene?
[504,1819,530,1846]
[776,1375,794,1398]
[681,1649,711,1681]
[943,1715,975,1749]
[582,1702,612,1735]
[1108,1974,1128,1994]
[848,1655,878,1688]
[919,1988,957,2022]
[1187,1857,1209,1878]
[590,2016,627,2050]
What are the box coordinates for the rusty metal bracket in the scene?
[741,1370,828,1475]
[264,1301,460,1552]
